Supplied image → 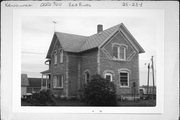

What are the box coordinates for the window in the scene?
[42,79,46,87]
[119,71,129,87]
[84,71,90,84]
[113,44,126,60]
[104,73,113,82]
[53,75,63,88]
[59,50,63,63]
[54,51,57,65]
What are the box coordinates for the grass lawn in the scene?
[22,98,156,106]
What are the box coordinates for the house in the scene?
[41,23,145,98]
[139,85,156,95]
[21,74,29,98]
[26,78,41,94]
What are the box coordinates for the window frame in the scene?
[112,43,127,61]
[104,72,113,82]
[53,75,63,89]
[119,71,129,87]
[54,50,57,65]
[84,70,90,84]
[59,49,63,63]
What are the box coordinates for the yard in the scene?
[22,98,156,107]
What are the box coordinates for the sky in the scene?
[21,9,163,86]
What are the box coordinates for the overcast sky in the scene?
[21,9,163,86]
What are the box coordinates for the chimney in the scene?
[97,24,103,33]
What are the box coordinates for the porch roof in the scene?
[41,69,51,74]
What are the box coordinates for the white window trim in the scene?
[119,71,129,88]
[53,75,63,89]
[54,51,57,65]
[59,49,63,63]
[104,73,113,82]
[112,43,127,61]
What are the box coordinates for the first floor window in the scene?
[42,79,46,87]
[104,73,113,82]
[53,75,63,88]
[84,71,90,84]
[120,71,129,87]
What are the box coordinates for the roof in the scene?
[46,23,145,58]
[41,69,51,74]
[28,78,41,87]
[21,74,29,86]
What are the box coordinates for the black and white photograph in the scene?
[1,1,179,120]
[21,9,161,107]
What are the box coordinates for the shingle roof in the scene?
[47,23,144,58]
[21,74,29,86]
[55,32,87,52]
[55,23,121,53]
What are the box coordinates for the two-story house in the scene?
[41,23,145,98]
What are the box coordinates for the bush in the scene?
[83,74,117,106]
[29,89,56,106]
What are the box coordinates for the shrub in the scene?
[83,74,117,106]
[29,89,56,106]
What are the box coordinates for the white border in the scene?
[12,8,164,114]
[2,1,179,119]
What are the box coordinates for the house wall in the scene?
[49,41,68,97]
[79,48,98,87]
[21,87,27,98]
[100,31,140,98]
[67,52,79,96]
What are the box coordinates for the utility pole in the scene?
[147,63,150,95]
[151,56,155,100]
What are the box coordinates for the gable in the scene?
[102,31,136,61]
[46,34,62,58]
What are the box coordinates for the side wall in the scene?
[100,31,140,97]
[49,40,68,97]
[79,48,98,87]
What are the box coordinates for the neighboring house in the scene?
[27,78,41,94]
[41,23,145,98]
[21,74,29,98]
[139,85,156,95]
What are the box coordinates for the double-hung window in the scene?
[113,44,126,61]
[59,49,63,63]
[104,73,113,82]
[84,71,90,84]
[54,51,57,65]
[119,71,129,87]
[53,75,63,88]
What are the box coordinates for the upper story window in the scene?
[113,44,127,61]
[119,71,129,87]
[59,49,63,63]
[84,71,90,84]
[104,73,113,82]
[53,75,63,88]
[54,51,57,65]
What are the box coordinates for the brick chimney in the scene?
[97,24,103,33]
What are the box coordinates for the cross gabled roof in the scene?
[46,23,145,58]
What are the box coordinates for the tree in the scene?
[29,89,56,106]
[83,74,117,106]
